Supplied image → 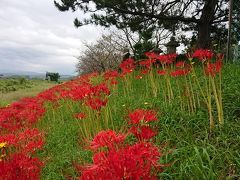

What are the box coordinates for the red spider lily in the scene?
[130,126,157,140]
[66,84,92,101]
[80,141,163,180]
[205,60,222,77]
[103,70,118,81]
[157,70,166,75]
[139,59,156,69]
[128,109,158,125]
[0,128,44,154]
[119,58,135,74]
[145,52,159,59]
[74,113,86,120]
[110,78,118,85]
[0,153,43,180]
[0,128,44,179]
[0,97,45,131]
[192,49,214,62]
[157,53,177,65]
[175,61,185,68]
[92,152,107,164]
[90,130,126,150]
[135,75,143,79]
[170,69,190,77]
[141,69,150,75]
[86,98,108,111]
[91,83,111,96]
[0,134,17,146]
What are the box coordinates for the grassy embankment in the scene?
[36,64,240,179]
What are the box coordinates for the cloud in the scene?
[0,0,104,75]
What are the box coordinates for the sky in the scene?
[0,0,104,75]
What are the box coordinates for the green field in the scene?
[0,78,56,107]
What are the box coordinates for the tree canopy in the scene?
[76,34,125,74]
[54,0,231,49]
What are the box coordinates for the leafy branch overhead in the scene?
[54,0,231,48]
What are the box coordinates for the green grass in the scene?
[37,102,84,179]
[37,64,240,179]
[0,79,56,107]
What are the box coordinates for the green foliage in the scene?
[46,72,60,82]
[133,29,156,59]
[38,102,87,179]
[54,0,231,48]
[0,79,56,107]
[0,78,32,93]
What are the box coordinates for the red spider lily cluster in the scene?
[78,109,166,179]
[0,128,44,179]
[119,58,135,75]
[0,72,113,179]
[192,49,214,62]
[205,61,222,77]
[38,74,111,111]
[0,96,46,179]
[118,49,223,79]
[103,70,119,85]
[0,97,45,131]
[128,109,158,141]
[118,48,224,128]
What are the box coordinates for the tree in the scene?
[54,0,231,49]
[76,34,126,74]
[110,27,171,59]
[45,72,60,82]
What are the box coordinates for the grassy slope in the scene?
[38,64,240,179]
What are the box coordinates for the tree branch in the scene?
[103,3,199,24]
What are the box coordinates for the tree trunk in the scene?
[197,20,211,49]
[197,0,218,49]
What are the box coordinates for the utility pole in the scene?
[226,0,233,62]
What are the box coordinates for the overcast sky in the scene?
[0,0,104,75]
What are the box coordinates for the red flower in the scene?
[130,126,157,140]
[170,69,190,77]
[90,130,126,150]
[139,59,156,69]
[86,98,108,111]
[157,53,177,64]
[128,109,158,125]
[103,70,118,81]
[119,58,135,74]
[80,142,163,180]
[192,49,214,62]
[141,69,150,75]
[91,83,110,96]
[145,52,159,59]
[110,79,118,85]
[74,113,86,119]
[175,61,185,68]
[205,60,222,77]
[0,153,43,180]
[157,70,166,75]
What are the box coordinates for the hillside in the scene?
[0,52,240,179]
